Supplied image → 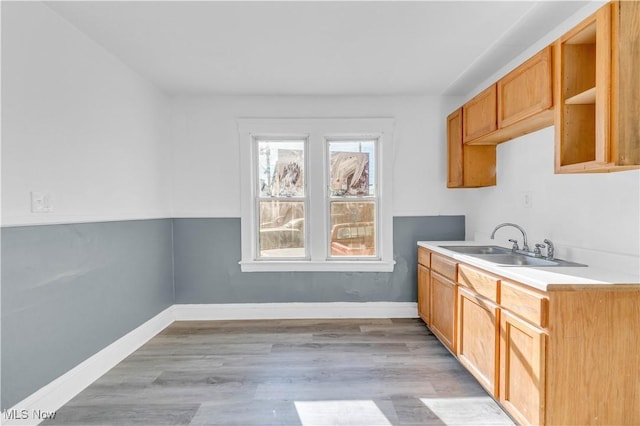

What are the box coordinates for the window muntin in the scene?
[327,140,378,258]
[256,140,307,259]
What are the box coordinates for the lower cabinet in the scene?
[429,271,456,352]
[500,310,546,426]
[417,247,640,425]
[457,286,499,395]
[420,251,541,423]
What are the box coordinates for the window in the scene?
[256,139,307,259]
[238,118,394,272]
[328,140,377,258]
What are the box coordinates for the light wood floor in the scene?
[46,318,514,425]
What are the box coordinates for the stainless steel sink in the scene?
[438,245,587,267]
[471,253,560,266]
[439,245,512,255]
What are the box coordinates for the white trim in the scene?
[2,301,417,425]
[173,302,418,320]
[2,307,176,426]
[1,214,172,228]
[170,212,240,219]
[238,260,396,272]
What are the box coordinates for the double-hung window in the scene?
[238,118,394,272]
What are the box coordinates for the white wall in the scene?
[1,2,172,226]
[459,1,640,273]
[463,128,640,271]
[170,95,466,218]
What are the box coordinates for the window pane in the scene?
[258,140,305,197]
[259,201,305,258]
[328,141,375,196]
[329,201,376,257]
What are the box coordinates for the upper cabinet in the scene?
[555,1,640,172]
[462,47,554,146]
[448,108,496,188]
[448,46,554,187]
[446,1,638,186]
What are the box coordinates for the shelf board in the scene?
[566,23,596,45]
[565,87,596,105]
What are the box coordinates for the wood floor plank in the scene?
[46,318,513,425]
[189,400,301,426]
[45,403,200,425]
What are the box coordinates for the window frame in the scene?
[238,118,395,272]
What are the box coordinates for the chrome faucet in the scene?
[490,223,529,252]
[544,239,555,260]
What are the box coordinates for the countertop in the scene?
[418,241,640,292]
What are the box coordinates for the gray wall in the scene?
[1,215,463,409]
[1,219,174,409]
[173,216,464,303]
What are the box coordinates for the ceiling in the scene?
[45,1,589,97]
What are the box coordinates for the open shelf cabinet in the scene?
[554,1,640,173]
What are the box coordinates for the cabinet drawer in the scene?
[458,264,499,303]
[501,280,548,328]
[431,253,457,281]
[418,247,431,268]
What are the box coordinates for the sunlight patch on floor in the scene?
[294,400,391,426]
[420,397,515,425]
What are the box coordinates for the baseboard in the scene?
[2,301,417,425]
[173,302,418,320]
[2,307,175,426]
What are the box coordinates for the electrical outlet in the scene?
[31,192,53,213]
[522,191,533,208]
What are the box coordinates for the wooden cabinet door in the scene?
[417,264,430,325]
[457,286,499,396]
[447,108,464,188]
[498,46,553,128]
[611,0,640,168]
[429,271,456,352]
[500,310,546,426]
[463,84,497,143]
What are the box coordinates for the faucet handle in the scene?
[508,239,519,251]
[534,243,546,257]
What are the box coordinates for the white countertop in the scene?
[418,241,640,292]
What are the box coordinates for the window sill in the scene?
[239,260,396,273]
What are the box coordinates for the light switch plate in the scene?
[31,191,53,213]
